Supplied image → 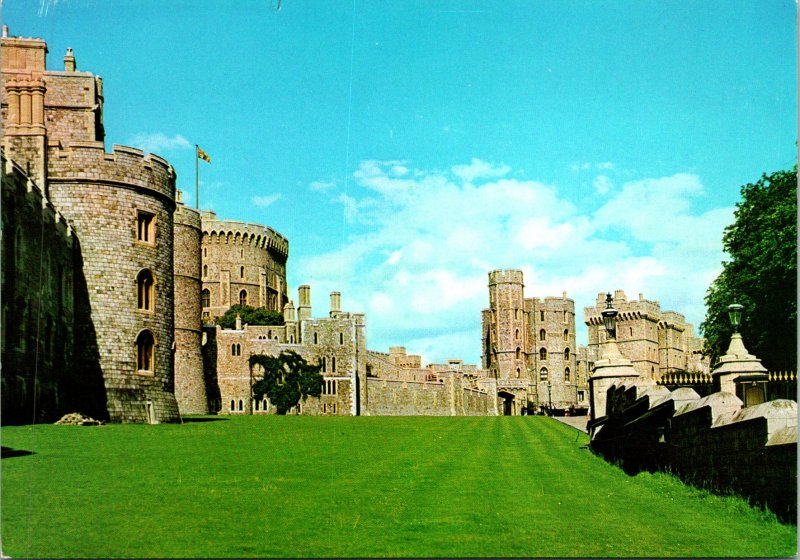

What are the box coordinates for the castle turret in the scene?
[174,192,207,414]
[485,269,527,381]
[298,284,312,321]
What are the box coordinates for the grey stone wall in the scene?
[174,199,207,414]
[592,381,797,522]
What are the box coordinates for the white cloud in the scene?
[252,194,282,207]
[294,161,729,364]
[593,174,613,195]
[597,161,615,170]
[310,180,336,192]
[127,132,191,154]
[451,158,512,183]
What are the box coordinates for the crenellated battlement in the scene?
[47,142,176,203]
[2,150,73,239]
[202,217,289,259]
[488,269,524,286]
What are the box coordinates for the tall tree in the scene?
[701,167,797,371]
[250,351,323,415]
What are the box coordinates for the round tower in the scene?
[487,269,527,381]
[200,211,289,321]
[173,193,207,414]
[46,143,180,423]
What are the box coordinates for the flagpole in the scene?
[195,144,199,210]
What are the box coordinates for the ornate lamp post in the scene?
[601,293,618,340]
[713,302,767,405]
[587,291,640,426]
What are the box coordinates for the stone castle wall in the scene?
[365,373,496,416]
[46,144,180,423]
[201,211,289,322]
[174,197,207,414]
[0,154,88,424]
[585,290,709,380]
[592,382,797,523]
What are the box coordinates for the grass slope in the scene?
[1,416,795,558]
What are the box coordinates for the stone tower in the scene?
[527,293,578,410]
[173,192,207,414]
[1,28,180,423]
[483,269,527,381]
[200,210,289,322]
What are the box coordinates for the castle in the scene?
[1,28,707,423]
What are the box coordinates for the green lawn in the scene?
[1,416,795,558]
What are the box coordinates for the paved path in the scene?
[552,415,588,433]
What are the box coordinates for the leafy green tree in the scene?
[216,304,284,329]
[250,351,323,415]
[700,167,797,371]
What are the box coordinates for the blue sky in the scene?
[6,0,796,364]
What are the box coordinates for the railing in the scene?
[657,371,796,400]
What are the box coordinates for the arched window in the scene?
[563,329,569,341]
[516,347,521,359]
[136,330,155,372]
[231,344,236,356]
[564,347,570,360]
[254,399,259,411]
[201,289,210,308]
[565,367,571,382]
[239,290,247,306]
[516,367,521,378]
[539,367,548,381]
[137,269,154,311]
[539,329,546,341]
[515,328,520,340]
[240,266,245,279]
[203,264,208,278]
[540,310,545,321]
[331,356,336,373]
[262,399,268,410]
[230,400,235,411]
[321,357,327,372]
[539,347,547,361]
[238,399,243,411]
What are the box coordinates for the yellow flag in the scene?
[197,146,211,163]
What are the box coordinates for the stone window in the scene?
[136,210,156,244]
[262,398,268,410]
[516,347,521,359]
[577,390,585,402]
[331,356,336,373]
[238,399,243,411]
[323,379,337,395]
[254,399,259,411]
[239,290,247,306]
[540,310,545,321]
[516,367,521,378]
[240,266,245,279]
[565,367,571,382]
[515,328,520,340]
[539,329,546,341]
[231,343,241,356]
[539,347,547,361]
[314,332,318,344]
[203,264,208,278]
[201,289,210,308]
[539,367,548,381]
[321,357,326,372]
[564,310,568,323]
[203,247,207,257]
[136,330,155,373]
[340,332,344,345]
[564,347,570,360]
[230,400,235,411]
[563,329,569,341]
[137,269,155,312]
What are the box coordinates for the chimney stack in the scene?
[64,47,76,72]
[330,291,341,314]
